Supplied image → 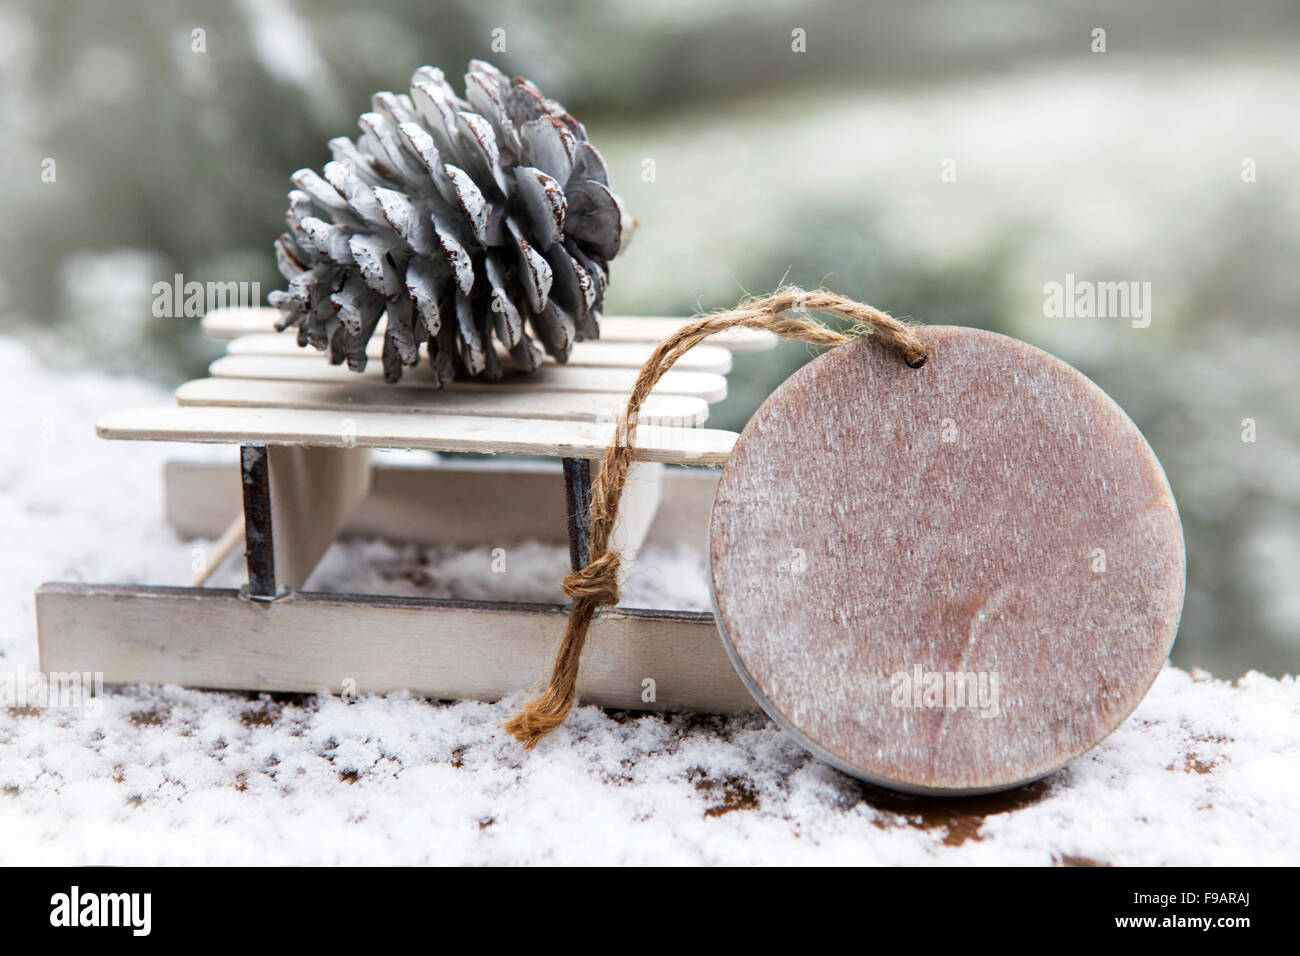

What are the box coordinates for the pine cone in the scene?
[268,60,634,385]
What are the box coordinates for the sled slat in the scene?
[200,307,281,340]
[208,355,728,402]
[227,333,733,374]
[202,307,777,352]
[176,377,709,427]
[98,405,737,465]
[600,316,778,352]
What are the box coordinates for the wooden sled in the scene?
[36,308,778,714]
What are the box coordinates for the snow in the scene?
[1,336,1298,865]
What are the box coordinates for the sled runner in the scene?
[35,307,776,713]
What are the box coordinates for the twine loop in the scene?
[504,288,927,749]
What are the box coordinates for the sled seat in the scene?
[98,308,763,592]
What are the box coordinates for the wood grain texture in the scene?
[604,461,665,580]
[209,354,728,402]
[176,376,710,428]
[97,405,737,465]
[594,317,778,352]
[226,332,734,374]
[163,459,721,551]
[200,306,282,340]
[266,445,371,591]
[201,307,778,351]
[240,445,276,596]
[35,584,756,713]
[709,326,1185,795]
[562,458,593,570]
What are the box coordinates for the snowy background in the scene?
[1,342,1297,865]
[2,1,1299,863]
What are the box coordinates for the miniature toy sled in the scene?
[35,307,774,713]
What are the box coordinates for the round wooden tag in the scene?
[709,326,1185,795]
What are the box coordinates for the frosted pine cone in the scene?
[269,60,634,384]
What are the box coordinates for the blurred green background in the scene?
[2,0,1297,677]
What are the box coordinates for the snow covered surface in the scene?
[1,337,1298,865]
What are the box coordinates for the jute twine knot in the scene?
[504,288,927,749]
[561,552,621,604]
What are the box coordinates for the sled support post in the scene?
[562,458,592,571]
[606,461,665,578]
[241,443,373,598]
[561,458,665,577]
[241,445,276,598]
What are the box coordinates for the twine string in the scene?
[504,288,927,748]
